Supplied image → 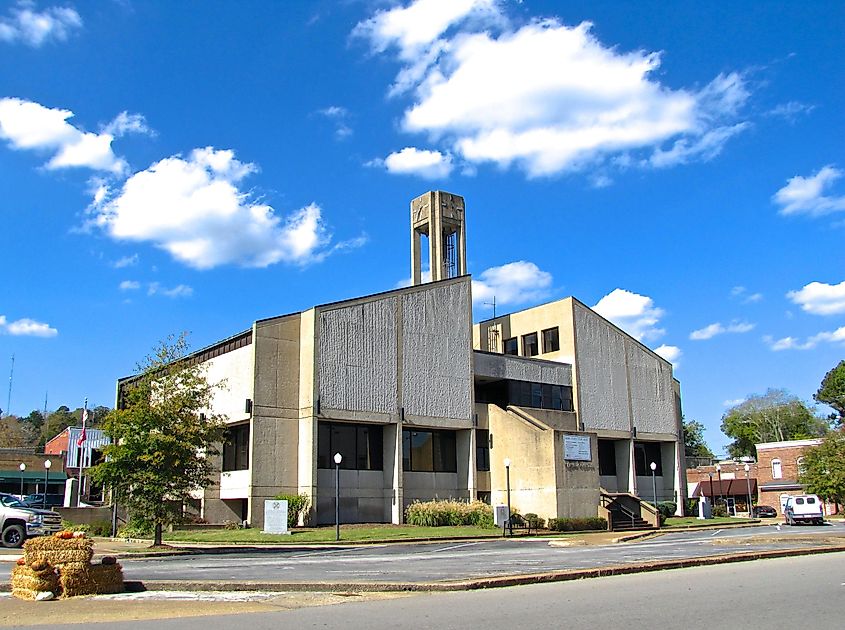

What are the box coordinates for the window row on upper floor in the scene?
[503,326,559,357]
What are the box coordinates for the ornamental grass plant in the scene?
[405,499,494,527]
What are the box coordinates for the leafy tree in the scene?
[799,431,845,509]
[91,334,227,546]
[720,389,829,458]
[683,420,715,459]
[815,360,845,426]
[0,415,27,447]
[40,405,77,446]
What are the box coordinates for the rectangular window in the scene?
[598,440,617,476]
[503,337,518,355]
[222,423,250,472]
[542,327,560,353]
[634,442,662,476]
[476,429,490,471]
[317,421,383,470]
[522,332,538,357]
[403,429,457,472]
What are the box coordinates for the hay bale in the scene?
[89,562,124,594]
[10,564,59,601]
[24,535,94,566]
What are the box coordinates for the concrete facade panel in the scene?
[627,343,677,435]
[473,352,572,386]
[573,303,631,432]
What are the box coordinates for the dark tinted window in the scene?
[403,429,457,472]
[598,440,617,476]
[318,421,383,470]
[542,327,559,353]
[796,498,805,505]
[476,429,490,471]
[222,424,250,471]
[806,497,815,504]
[503,337,518,355]
[522,332,538,357]
[634,442,662,476]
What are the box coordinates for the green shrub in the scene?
[712,504,727,518]
[657,501,676,519]
[64,520,112,536]
[547,517,607,532]
[273,493,311,527]
[405,499,494,527]
[117,517,153,538]
[523,513,545,529]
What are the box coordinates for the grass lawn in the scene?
[664,516,756,527]
[163,524,506,544]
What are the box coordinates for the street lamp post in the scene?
[333,452,342,542]
[716,464,724,508]
[650,461,658,526]
[504,458,512,537]
[744,463,752,517]
[707,472,714,516]
[43,460,51,509]
[19,463,25,499]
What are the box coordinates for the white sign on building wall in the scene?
[263,500,289,534]
[563,434,591,462]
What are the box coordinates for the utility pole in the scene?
[6,354,14,417]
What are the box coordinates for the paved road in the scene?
[121,523,845,584]
[29,551,845,629]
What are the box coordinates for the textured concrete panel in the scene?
[317,298,398,414]
[573,304,631,431]
[402,281,472,420]
[627,342,677,435]
[474,352,572,386]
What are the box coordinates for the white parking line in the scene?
[430,542,481,553]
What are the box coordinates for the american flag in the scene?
[77,405,88,447]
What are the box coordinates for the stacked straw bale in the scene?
[11,532,124,600]
[10,559,59,601]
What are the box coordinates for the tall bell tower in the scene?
[410,191,467,285]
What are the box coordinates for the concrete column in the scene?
[411,230,422,285]
[458,225,467,276]
[628,439,637,495]
[384,423,403,524]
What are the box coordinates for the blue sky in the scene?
[2,0,844,453]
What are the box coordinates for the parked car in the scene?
[752,505,777,518]
[784,494,825,526]
[0,492,63,548]
[22,493,64,508]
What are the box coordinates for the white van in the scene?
[783,494,824,526]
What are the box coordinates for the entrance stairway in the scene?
[600,490,659,531]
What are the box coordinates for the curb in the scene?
[4,544,843,594]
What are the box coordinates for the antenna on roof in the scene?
[484,296,497,319]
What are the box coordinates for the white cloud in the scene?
[592,288,665,342]
[381,147,454,179]
[471,261,553,307]
[118,280,140,291]
[0,2,82,47]
[654,344,681,367]
[148,283,193,298]
[89,147,333,269]
[773,165,845,216]
[765,327,845,351]
[112,254,139,268]
[0,315,58,337]
[358,3,750,178]
[787,280,845,316]
[689,320,755,340]
[766,101,815,121]
[0,98,146,174]
[316,106,352,139]
[730,285,762,304]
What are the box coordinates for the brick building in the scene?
[686,460,757,516]
[755,439,838,516]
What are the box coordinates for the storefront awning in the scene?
[0,470,68,482]
[693,478,757,498]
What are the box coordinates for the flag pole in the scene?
[77,398,88,507]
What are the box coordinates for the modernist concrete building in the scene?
[117,190,685,527]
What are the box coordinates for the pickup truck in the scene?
[783,494,825,526]
[0,492,63,548]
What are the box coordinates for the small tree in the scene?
[91,334,227,546]
[799,431,845,510]
[815,360,845,427]
[683,419,715,459]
